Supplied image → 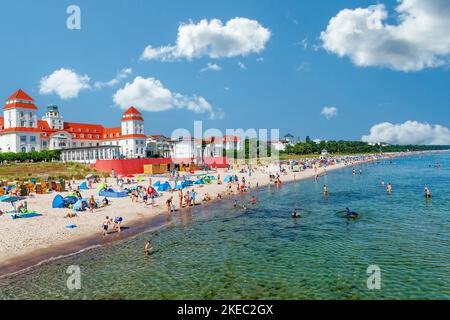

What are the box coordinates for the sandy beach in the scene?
[0,153,404,275]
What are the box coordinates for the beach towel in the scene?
[18,212,43,219]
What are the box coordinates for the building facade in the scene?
[0,89,146,162]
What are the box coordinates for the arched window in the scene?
[21,147,26,153]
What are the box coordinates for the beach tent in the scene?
[224,175,232,183]
[153,181,161,187]
[52,195,64,208]
[184,180,194,187]
[73,199,89,211]
[157,182,172,192]
[79,181,88,190]
[175,181,189,189]
[137,176,146,182]
[99,189,128,198]
[194,178,205,185]
[64,196,78,206]
[96,183,107,192]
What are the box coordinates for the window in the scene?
[30,136,36,143]
[20,136,27,142]
[21,147,26,153]
[20,121,25,127]
[88,134,92,139]
[31,147,35,152]
[78,128,81,132]
[80,134,84,138]
[43,141,47,146]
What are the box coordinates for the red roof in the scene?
[3,89,38,111]
[123,106,141,116]
[0,117,4,130]
[103,127,122,140]
[7,89,34,102]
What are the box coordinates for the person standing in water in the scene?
[145,240,151,256]
[323,184,328,197]
[387,183,392,194]
[424,187,431,198]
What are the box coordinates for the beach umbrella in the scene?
[85,174,93,179]
[0,195,26,213]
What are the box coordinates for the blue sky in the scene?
[1,0,450,144]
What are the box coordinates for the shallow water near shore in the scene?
[1,153,449,299]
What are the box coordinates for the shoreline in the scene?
[0,151,446,278]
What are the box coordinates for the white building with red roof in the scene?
[0,89,147,162]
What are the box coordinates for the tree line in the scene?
[0,150,61,163]
[284,137,450,155]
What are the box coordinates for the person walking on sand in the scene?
[89,195,96,213]
[102,216,111,236]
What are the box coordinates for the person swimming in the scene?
[345,208,359,217]
[424,187,431,198]
[292,208,301,218]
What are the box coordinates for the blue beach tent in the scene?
[73,199,89,211]
[153,181,161,187]
[157,182,172,192]
[79,181,88,190]
[99,189,128,198]
[224,175,232,183]
[194,178,205,185]
[52,195,64,208]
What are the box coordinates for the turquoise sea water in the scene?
[0,153,449,299]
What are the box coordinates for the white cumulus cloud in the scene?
[113,76,223,119]
[237,61,247,70]
[320,0,450,71]
[362,121,450,145]
[321,106,338,120]
[94,68,132,89]
[39,68,91,99]
[200,63,222,72]
[141,17,271,61]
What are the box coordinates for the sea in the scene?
[0,152,449,299]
